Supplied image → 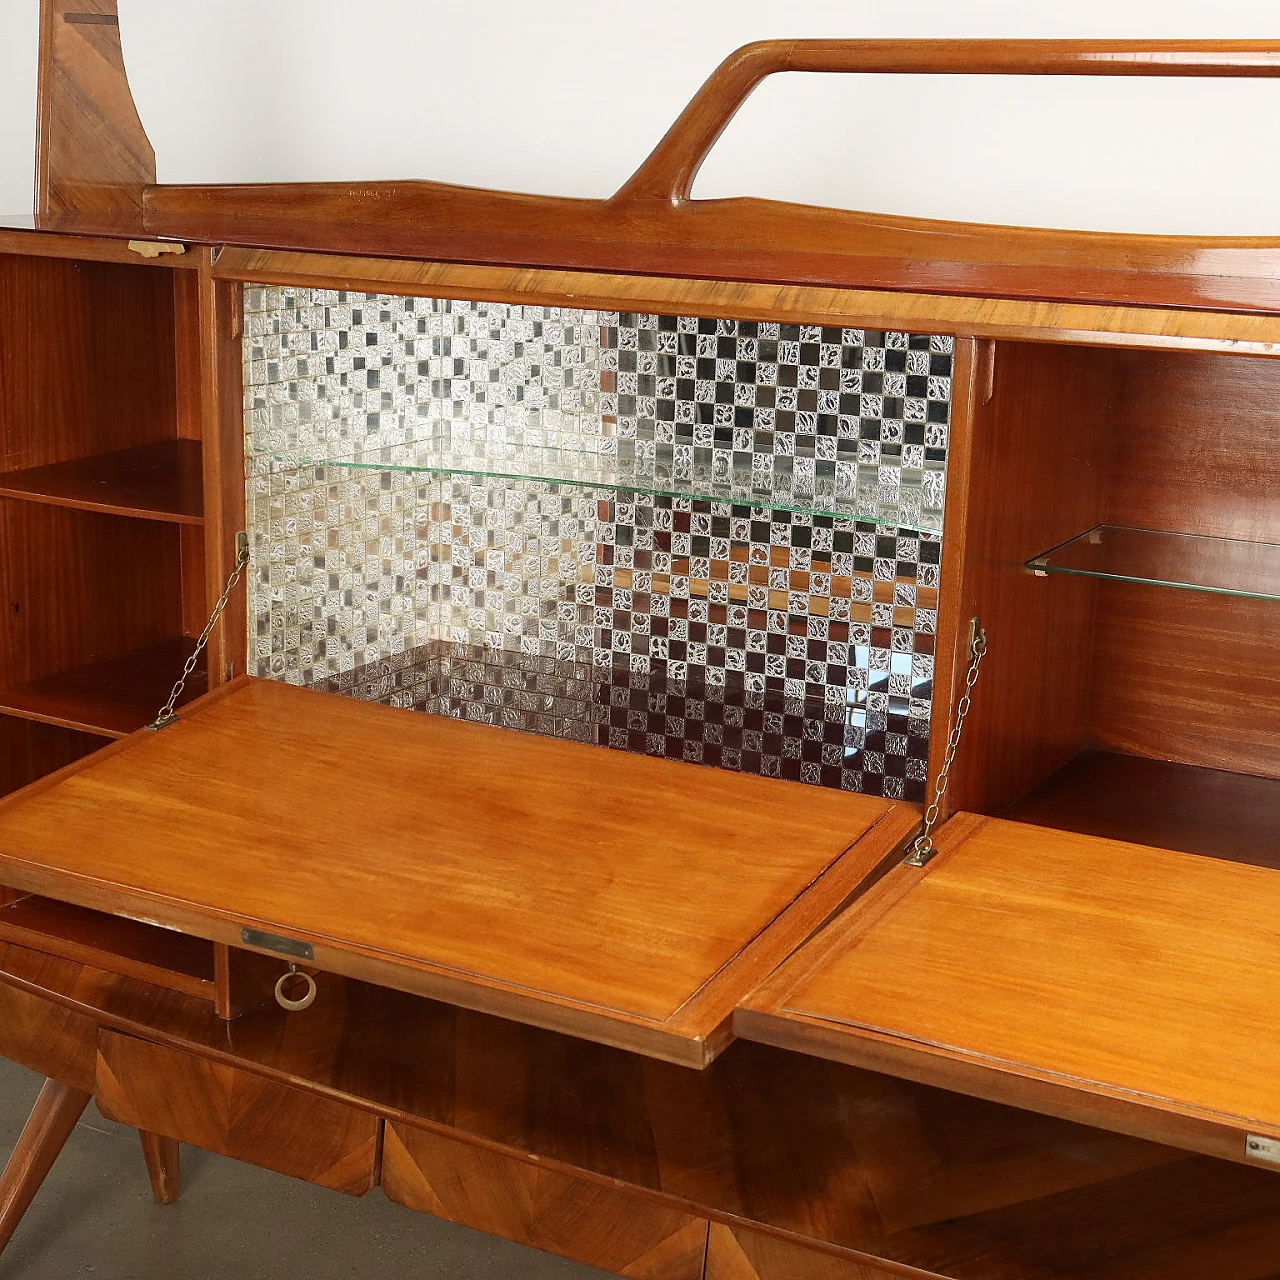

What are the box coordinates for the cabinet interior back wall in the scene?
[0,254,179,471]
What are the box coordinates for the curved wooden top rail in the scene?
[31,14,1280,314]
[614,39,1280,206]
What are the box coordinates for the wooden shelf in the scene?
[0,439,203,524]
[0,638,205,739]
[1004,750,1280,869]
[0,896,213,1000]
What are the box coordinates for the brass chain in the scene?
[904,619,987,867]
[146,539,250,732]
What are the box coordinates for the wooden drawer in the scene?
[706,1223,935,1280]
[383,1121,708,1279]
[94,1030,377,1194]
[0,976,97,1091]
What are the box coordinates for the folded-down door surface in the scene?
[737,811,1280,1165]
[0,678,919,1067]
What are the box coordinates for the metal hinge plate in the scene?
[1246,1134,1280,1167]
[241,928,315,962]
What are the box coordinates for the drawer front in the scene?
[383,1121,707,1280]
[95,1030,377,1194]
[706,1223,933,1280]
[0,978,97,1091]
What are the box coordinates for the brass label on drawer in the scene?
[241,928,314,961]
[1246,1135,1280,1166]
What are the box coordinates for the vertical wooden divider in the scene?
[198,256,247,690]
[925,336,979,822]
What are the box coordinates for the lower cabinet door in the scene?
[0,979,97,1091]
[94,1030,378,1194]
[383,1121,708,1279]
[706,1223,936,1280]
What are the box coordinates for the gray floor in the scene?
[0,1056,612,1279]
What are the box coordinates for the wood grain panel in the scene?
[706,1224,929,1280]
[0,253,176,474]
[383,1122,708,1279]
[212,944,281,1020]
[1109,350,1280,544]
[0,228,194,270]
[0,502,184,692]
[210,248,1280,357]
[0,678,916,1066]
[12,944,1280,1277]
[0,895,215,1000]
[0,976,96,1090]
[0,439,203,525]
[1005,750,1280,865]
[1089,584,1280,778]
[196,269,246,689]
[0,716,102,801]
[94,1030,378,1193]
[0,637,205,740]
[739,815,1280,1163]
[949,342,1117,815]
[36,0,154,216]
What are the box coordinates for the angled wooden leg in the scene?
[0,1078,91,1255]
[138,1131,180,1203]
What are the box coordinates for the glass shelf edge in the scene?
[1027,524,1280,603]
[252,445,946,535]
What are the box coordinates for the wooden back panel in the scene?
[0,254,177,473]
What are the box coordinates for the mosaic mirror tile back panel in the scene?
[246,288,953,801]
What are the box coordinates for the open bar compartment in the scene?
[952,341,1280,857]
[247,298,957,805]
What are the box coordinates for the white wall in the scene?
[1,0,1278,234]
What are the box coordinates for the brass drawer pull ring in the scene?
[275,965,317,1012]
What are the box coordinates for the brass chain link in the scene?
[904,619,987,867]
[146,538,250,732]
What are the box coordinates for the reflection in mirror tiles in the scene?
[245,287,953,800]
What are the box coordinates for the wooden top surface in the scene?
[739,813,1280,1159]
[0,678,916,1065]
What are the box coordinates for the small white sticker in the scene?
[1245,1134,1280,1166]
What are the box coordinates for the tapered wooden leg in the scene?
[138,1131,180,1204]
[0,1078,91,1254]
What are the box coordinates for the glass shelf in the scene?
[1028,525,1280,601]
[258,436,946,533]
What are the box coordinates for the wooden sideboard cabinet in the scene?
[2,7,1280,1277]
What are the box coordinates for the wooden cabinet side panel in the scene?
[706,1223,935,1280]
[0,979,97,1091]
[383,1122,708,1280]
[948,341,1115,815]
[94,1030,377,1194]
